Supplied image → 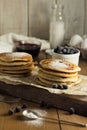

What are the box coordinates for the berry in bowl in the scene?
[52,46,80,65]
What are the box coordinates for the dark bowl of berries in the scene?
[52,46,80,65]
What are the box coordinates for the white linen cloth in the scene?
[0,33,50,53]
[0,74,87,96]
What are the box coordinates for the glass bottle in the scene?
[49,2,65,49]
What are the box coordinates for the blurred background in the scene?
[0,0,87,40]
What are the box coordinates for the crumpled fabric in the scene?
[0,33,50,53]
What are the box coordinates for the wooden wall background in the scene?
[0,0,87,40]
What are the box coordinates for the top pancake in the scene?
[40,59,81,73]
[0,52,32,62]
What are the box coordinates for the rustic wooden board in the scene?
[0,76,87,117]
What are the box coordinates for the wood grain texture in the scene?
[79,59,87,76]
[0,0,28,35]
[0,102,60,130]
[28,0,85,40]
[0,80,87,117]
[84,0,87,34]
[59,0,85,38]
[58,110,87,130]
[28,0,52,39]
[0,0,86,40]
[0,102,87,130]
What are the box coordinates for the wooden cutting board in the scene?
[0,74,87,117]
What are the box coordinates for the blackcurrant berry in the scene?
[69,107,75,114]
[52,83,58,89]
[22,104,28,109]
[63,85,68,89]
[8,109,14,115]
[15,106,21,113]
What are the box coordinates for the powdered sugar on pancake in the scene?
[40,59,81,73]
[50,60,67,68]
[6,52,31,58]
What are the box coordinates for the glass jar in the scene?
[49,2,65,49]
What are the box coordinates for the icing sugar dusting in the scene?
[23,111,38,119]
[50,61,67,68]
[7,52,30,58]
[24,109,47,127]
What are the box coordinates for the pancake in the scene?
[0,64,35,73]
[0,71,30,77]
[37,76,81,87]
[0,52,32,62]
[0,60,34,66]
[40,59,81,73]
[0,63,34,70]
[0,69,30,74]
[38,71,78,82]
[39,67,78,77]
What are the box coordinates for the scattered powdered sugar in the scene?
[23,110,38,119]
[50,60,67,68]
[23,109,47,127]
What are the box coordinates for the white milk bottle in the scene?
[50,3,65,49]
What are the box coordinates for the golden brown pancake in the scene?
[37,76,81,87]
[0,52,33,62]
[40,59,81,73]
[0,61,33,66]
[0,69,29,74]
[39,67,78,78]
[38,71,78,82]
[0,63,34,70]
[0,64,34,73]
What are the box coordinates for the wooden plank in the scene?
[60,0,85,39]
[0,81,87,117]
[0,0,28,35]
[0,102,60,130]
[84,0,87,34]
[28,0,84,40]
[28,0,52,39]
[58,110,87,130]
[79,60,87,75]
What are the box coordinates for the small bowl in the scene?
[15,40,41,59]
[52,47,80,65]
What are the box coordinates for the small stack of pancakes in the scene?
[0,52,35,76]
[38,59,81,87]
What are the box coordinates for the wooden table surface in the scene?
[0,53,87,130]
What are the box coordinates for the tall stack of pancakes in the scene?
[0,52,35,76]
[38,59,81,87]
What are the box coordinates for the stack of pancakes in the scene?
[38,59,81,87]
[0,52,35,76]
